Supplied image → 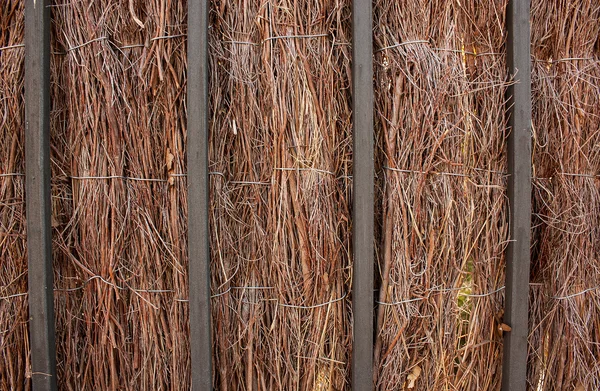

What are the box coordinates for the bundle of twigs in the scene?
[0,2,29,390]
[208,1,353,389]
[529,1,600,389]
[373,1,509,389]
[50,0,189,389]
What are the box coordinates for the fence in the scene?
[1,0,599,390]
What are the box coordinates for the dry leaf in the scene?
[166,149,174,171]
[313,368,329,391]
[407,366,421,389]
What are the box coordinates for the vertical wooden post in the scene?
[188,0,212,389]
[25,0,57,389]
[502,0,532,390]
[352,1,374,389]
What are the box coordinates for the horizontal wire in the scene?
[378,286,506,306]
[0,292,28,301]
[552,286,600,300]
[262,33,329,42]
[222,41,258,46]
[209,285,275,299]
[278,292,347,309]
[5,33,331,55]
[376,40,430,53]
[4,284,600,303]
[274,167,336,176]
[374,38,501,57]
[535,173,600,180]
[384,166,509,178]
[433,285,506,297]
[151,34,186,42]
[224,33,331,47]
[433,48,502,56]
[210,287,347,309]
[70,175,169,182]
[0,34,189,55]
[385,167,599,180]
[533,56,596,63]
[61,36,108,53]
[377,297,424,306]
[273,167,352,180]
[0,43,25,52]
[7,36,596,65]
[54,275,174,293]
[5,170,598,183]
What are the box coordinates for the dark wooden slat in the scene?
[502,0,532,390]
[352,1,374,389]
[25,0,57,390]
[188,0,212,389]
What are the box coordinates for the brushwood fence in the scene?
[0,0,599,390]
